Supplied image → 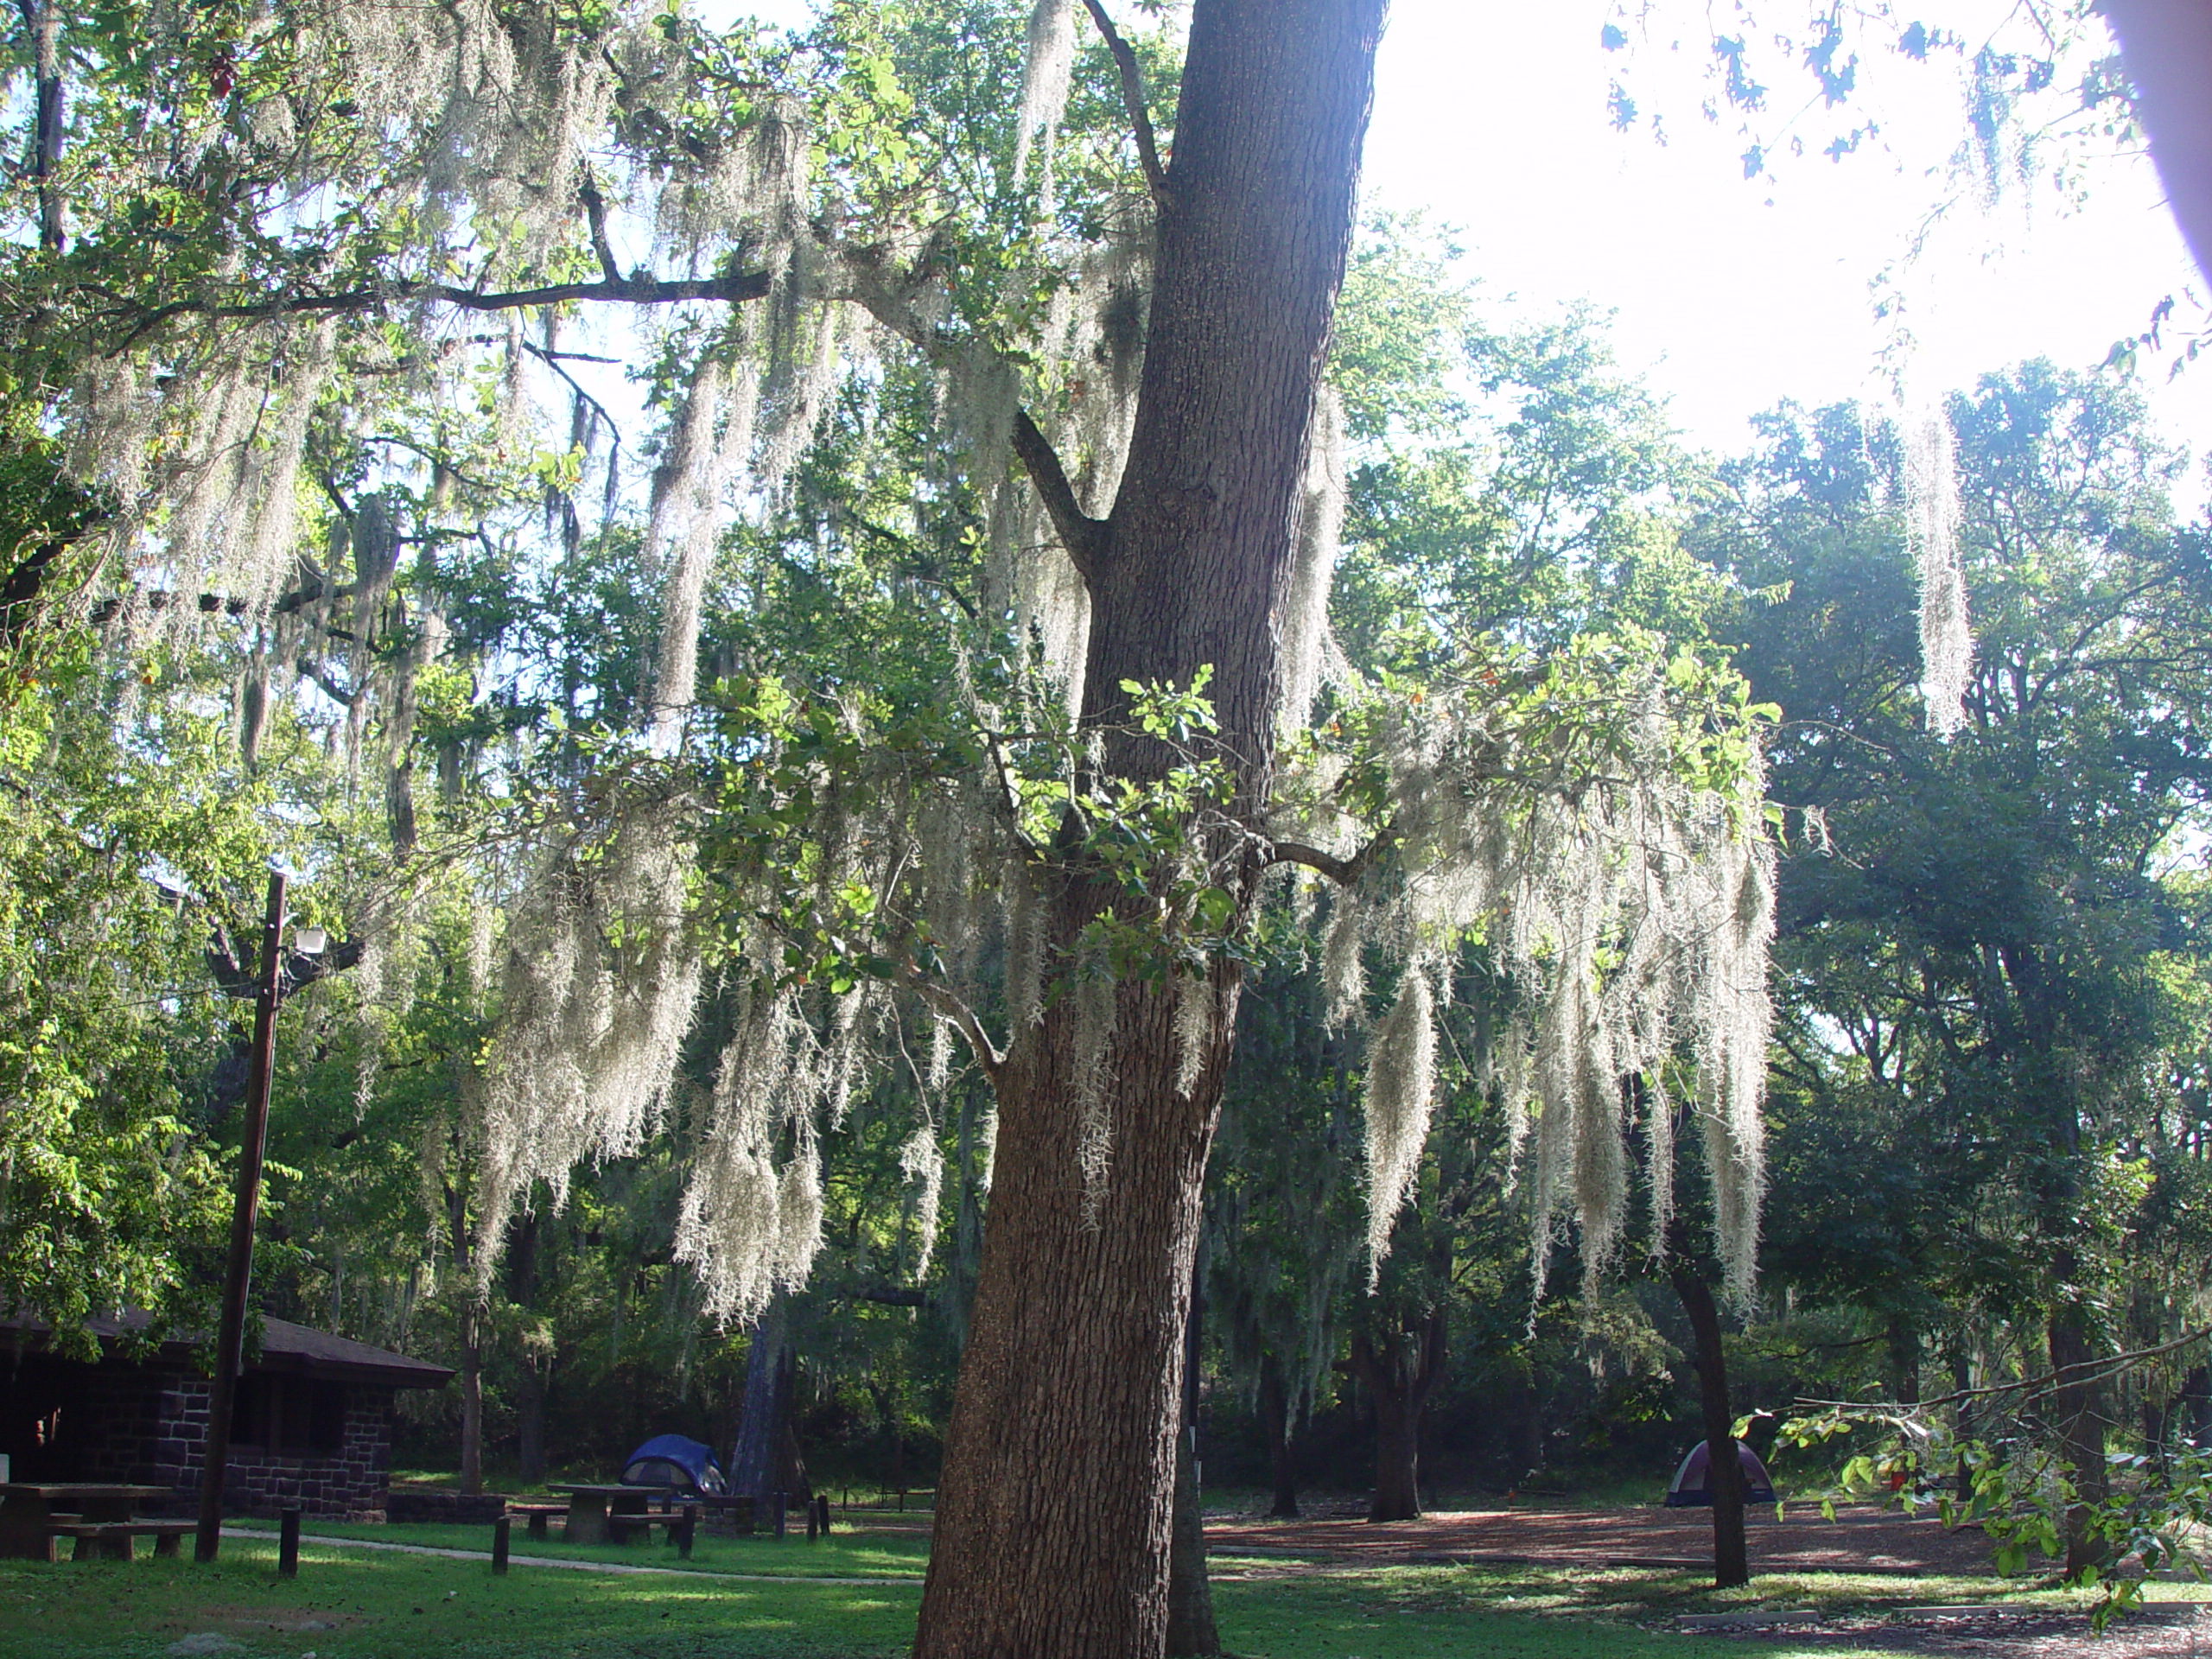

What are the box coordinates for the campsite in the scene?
[4,0,2212,1656]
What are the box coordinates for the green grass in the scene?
[0,1536,918,1659]
[6,1529,2189,1658]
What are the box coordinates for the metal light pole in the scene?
[193,870,296,1564]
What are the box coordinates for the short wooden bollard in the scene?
[771,1491,786,1539]
[805,1497,818,1541]
[674,1507,696,1560]
[492,1514,511,1575]
[816,1494,831,1535]
[278,1509,300,1579]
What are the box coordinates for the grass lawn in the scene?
[0,1529,2169,1658]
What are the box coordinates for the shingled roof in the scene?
[2,1311,452,1389]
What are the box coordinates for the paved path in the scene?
[221,1526,920,1587]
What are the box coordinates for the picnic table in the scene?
[0,1483,178,1561]
[550,1483,675,1547]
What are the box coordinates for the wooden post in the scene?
[195,871,287,1566]
[806,1496,818,1541]
[492,1515,511,1575]
[675,1506,696,1560]
[278,1508,300,1579]
[817,1494,831,1535]
[772,1491,785,1538]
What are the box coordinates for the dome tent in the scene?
[1663,1440,1776,1508]
[620,1434,728,1496]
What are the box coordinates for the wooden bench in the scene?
[45,1520,195,1562]
[506,1503,569,1541]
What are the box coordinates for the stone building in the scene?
[0,1313,450,1520]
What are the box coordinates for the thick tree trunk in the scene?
[1350,1313,1445,1523]
[2102,0,2212,284]
[1672,1265,1748,1590]
[1166,1432,1219,1656]
[912,4,1384,1653]
[1258,1352,1300,1519]
[2048,1289,2108,1573]
[729,1303,791,1500]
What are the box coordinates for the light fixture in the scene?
[293,925,328,957]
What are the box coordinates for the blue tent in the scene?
[620,1434,728,1495]
[1663,1440,1777,1508]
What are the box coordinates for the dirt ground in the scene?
[1201,1501,2210,1657]
[1205,1498,2001,1574]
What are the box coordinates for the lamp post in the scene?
[193,870,353,1563]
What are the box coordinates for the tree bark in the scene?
[16,0,64,252]
[1166,1267,1218,1657]
[2179,1363,2211,1448]
[1672,1265,1748,1590]
[458,1300,485,1497]
[1349,1313,1445,1523]
[729,1302,791,1500]
[1258,1352,1300,1519]
[913,4,1385,1653]
[2102,0,2212,285]
[2048,1287,2108,1573]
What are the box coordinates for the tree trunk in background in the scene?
[1953,1349,1975,1507]
[1166,1268,1219,1657]
[2049,1282,2109,1573]
[516,1360,546,1487]
[1885,1315,1920,1407]
[2180,1365,2211,1447]
[1258,1353,1300,1519]
[912,3,1384,1654]
[1351,1313,1445,1523]
[1672,1265,1747,1589]
[1512,1371,1545,1484]
[458,1301,484,1497]
[506,1215,546,1486]
[729,1302,791,1499]
[779,1417,813,1505]
[450,1174,484,1497]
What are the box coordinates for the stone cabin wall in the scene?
[69,1363,395,1521]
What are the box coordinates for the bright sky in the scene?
[715,0,2209,475]
[1366,1,2211,467]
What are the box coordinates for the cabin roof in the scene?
[1,1311,453,1389]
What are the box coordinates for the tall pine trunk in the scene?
[1673,1265,1748,1590]
[912,4,1386,1652]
